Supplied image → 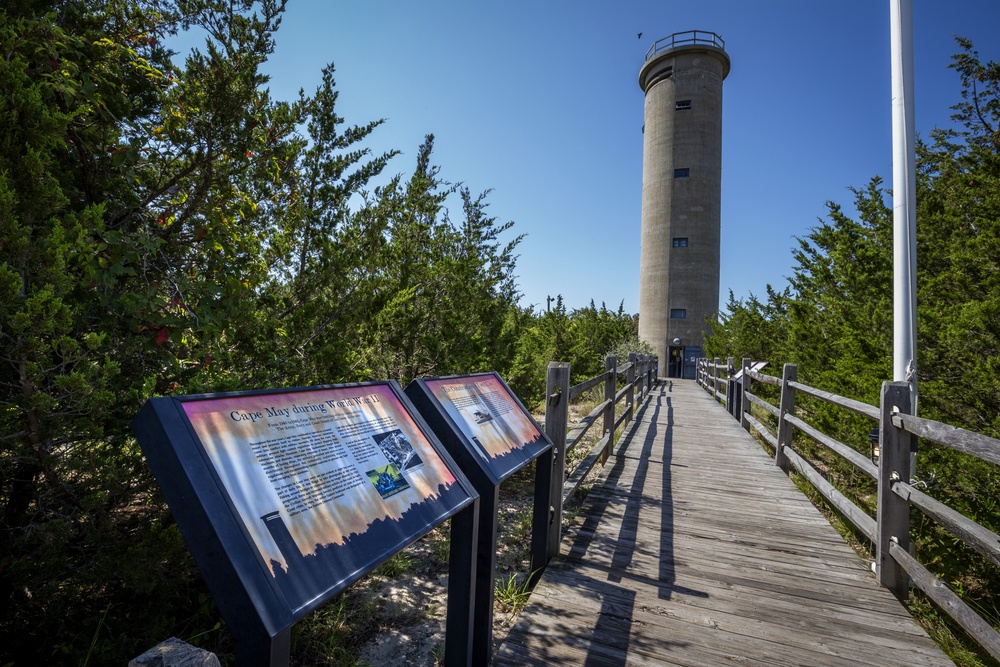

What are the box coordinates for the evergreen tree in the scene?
[249,63,397,386]
[786,179,894,405]
[917,38,1000,436]
[0,2,638,661]
[361,135,524,384]
[705,287,790,364]
[0,2,310,660]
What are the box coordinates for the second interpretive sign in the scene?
[405,372,554,665]
[410,372,549,482]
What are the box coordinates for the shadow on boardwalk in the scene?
[494,381,952,667]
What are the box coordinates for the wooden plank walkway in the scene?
[494,380,952,666]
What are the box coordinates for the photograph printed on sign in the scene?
[372,428,423,471]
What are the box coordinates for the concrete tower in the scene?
[638,31,730,378]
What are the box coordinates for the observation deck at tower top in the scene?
[644,30,727,61]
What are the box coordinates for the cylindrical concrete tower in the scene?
[638,31,729,379]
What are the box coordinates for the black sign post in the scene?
[405,373,555,665]
[132,381,479,666]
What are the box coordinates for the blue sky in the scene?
[208,1,1000,314]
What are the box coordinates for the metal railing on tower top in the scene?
[645,30,726,61]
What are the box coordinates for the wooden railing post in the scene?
[877,381,913,600]
[626,352,637,422]
[726,357,735,412]
[543,361,571,557]
[602,355,617,464]
[635,355,642,402]
[775,363,797,471]
[713,357,721,400]
[740,357,751,432]
[642,354,650,399]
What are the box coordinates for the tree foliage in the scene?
[357,135,525,384]
[0,1,307,661]
[0,2,640,662]
[0,0,619,661]
[507,296,643,406]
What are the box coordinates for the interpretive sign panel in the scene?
[132,381,477,665]
[407,372,550,483]
[405,372,553,665]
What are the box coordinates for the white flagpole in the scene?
[890,0,918,472]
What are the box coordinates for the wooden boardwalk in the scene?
[494,380,952,666]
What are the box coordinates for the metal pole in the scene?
[890,0,918,477]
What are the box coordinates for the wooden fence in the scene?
[697,356,732,404]
[696,357,1000,662]
[541,353,658,554]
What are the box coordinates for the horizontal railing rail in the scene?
[568,372,607,402]
[696,356,732,405]
[544,353,659,539]
[694,356,1000,662]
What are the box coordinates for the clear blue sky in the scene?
[201,1,1000,314]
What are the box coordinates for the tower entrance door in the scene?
[668,346,684,378]
[667,345,701,379]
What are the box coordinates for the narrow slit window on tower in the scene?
[646,68,673,89]
[672,237,689,248]
[675,100,692,110]
[670,309,687,319]
[674,168,690,178]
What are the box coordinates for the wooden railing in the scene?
[696,357,1000,662]
[696,356,733,405]
[542,353,658,553]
